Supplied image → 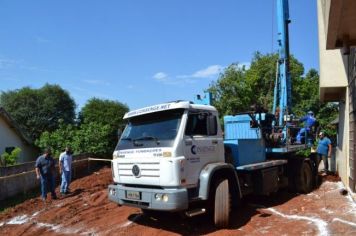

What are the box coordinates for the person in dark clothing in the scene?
[35,148,57,201]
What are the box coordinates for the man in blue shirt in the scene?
[59,146,73,195]
[317,131,332,173]
[296,111,316,144]
[35,148,57,201]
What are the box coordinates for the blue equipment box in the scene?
[224,114,266,167]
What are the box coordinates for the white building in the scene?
[0,107,38,163]
[317,0,356,192]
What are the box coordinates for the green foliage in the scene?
[36,122,113,157]
[0,84,76,140]
[245,52,304,110]
[73,122,113,155]
[209,64,251,115]
[292,69,320,117]
[35,121,76,157]
[0,147,21,166]
[79,98,129,152]
[209,52,305,116]
[36,98,128,157]
[80,98,128,128]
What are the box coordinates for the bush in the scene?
[0,147,21,166]
[36,122,114,157]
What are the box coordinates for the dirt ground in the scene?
[1,167,356,236]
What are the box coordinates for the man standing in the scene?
[59,146,73,195]
[317,131,332,174]
[35,148,57,201]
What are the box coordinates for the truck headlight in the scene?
[162,194,169,202]
[154,193,168,202]
[110,188,116,196]
[155,193,162,201]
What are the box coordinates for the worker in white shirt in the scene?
[59,146,73,195]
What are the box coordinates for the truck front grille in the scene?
[117,162,160,178]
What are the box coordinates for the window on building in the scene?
[5,147,15,154]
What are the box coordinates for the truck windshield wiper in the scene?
[133,136,160,145]
[120,137,132,141]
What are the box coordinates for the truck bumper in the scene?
[108,184,189,212]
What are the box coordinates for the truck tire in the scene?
[213,178,230,228]
[296,162,313,193]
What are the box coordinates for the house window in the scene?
[5,147,15,154]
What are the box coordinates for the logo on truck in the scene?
[191,145,197,155]
[191,145,216,155]
[132,165,141,177]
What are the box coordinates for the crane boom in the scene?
[273,0,292,126]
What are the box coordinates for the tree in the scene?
[79,98,129,151]
[36,122,113,157]
[0,84,76,140]
[208,64,252,115]
[72,122,113,155]
[209,53,305,117]
[80,98,129,128]
[36,98,129,157]
[35,121,76,157]
[244,52,304,110]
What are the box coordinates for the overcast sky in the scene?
[0,0,318,111]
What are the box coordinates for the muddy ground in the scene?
[0,167,355,236]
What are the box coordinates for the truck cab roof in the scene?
[123,101,217,119]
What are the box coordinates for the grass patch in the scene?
[0,188,40,213]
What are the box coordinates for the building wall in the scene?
[317,0,347,102]
[318,0,349,187]
[317,0,356,192]
[319,0,330,36]
[348,49,356,191]
[0,118,38,163]
[336,94,349,187]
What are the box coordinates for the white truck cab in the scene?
[108,101,226,212]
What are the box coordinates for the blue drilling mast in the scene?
[273,0,292,127]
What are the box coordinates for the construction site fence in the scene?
[0,154,112,201]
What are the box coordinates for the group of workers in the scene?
[35,146,73,202]
[296,111,332,174]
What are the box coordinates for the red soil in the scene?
[0,167,355,235]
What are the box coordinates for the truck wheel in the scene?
[213,178,230,228]
[296,162,313,193]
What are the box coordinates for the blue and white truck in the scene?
[108,0,316,228]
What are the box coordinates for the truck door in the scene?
[184,111,222,186]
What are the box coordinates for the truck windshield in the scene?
[116,109,184,149]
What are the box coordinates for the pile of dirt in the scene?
[0,168,355,235]
[0,167,140,235]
